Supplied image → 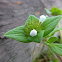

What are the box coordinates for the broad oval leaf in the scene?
[43,16,62,37]
[48,36,58,43]
[4,26,30,43]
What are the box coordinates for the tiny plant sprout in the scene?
[30,29,37,37]
[39,15,46,23]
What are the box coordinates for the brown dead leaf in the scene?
[16,2,21,5]
[35,11,40,15]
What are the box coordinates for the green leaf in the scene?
[4,26,30,43]
[48,36,58,43]
[45,8,51,15]
[44,42,62,56]
[51,7,62,16]
[28,30,44,43]
[49,43,62,56]
[43,16,62,37]
[25,15,39,25]
[47,27,62,37]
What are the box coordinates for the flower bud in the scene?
[24,19,42,36]
[30,29,37,37]
[39,15,46,23]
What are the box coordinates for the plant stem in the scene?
[31,43,36,60]
[38,41,44,52]
[58,23,62,43]
[32,41,44,62]
[56,54,62,62]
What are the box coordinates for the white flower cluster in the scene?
[30,15,46,37]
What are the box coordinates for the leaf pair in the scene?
[4,15,62,43]
[44,35,62,56]
[4,15,44,43]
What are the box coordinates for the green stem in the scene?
[32,41,44,62]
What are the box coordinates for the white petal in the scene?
[39,15,46,23]
[30,29,37,37]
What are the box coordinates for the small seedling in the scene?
[4,11,62,62]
